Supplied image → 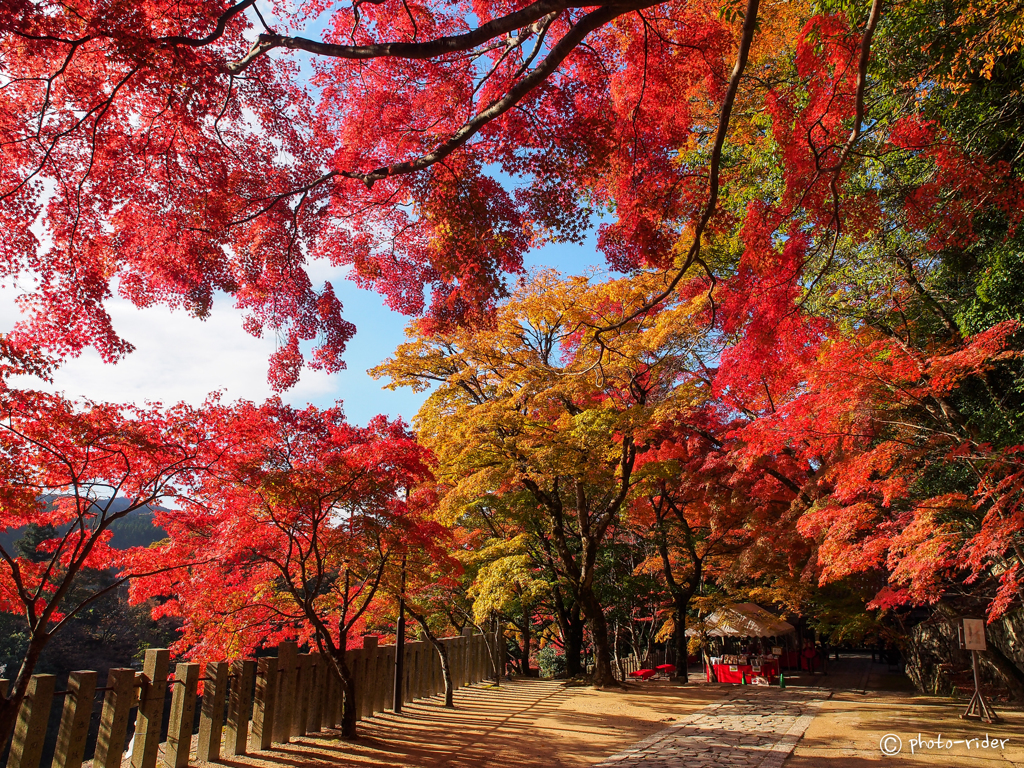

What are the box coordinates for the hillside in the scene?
[0,499,167,553]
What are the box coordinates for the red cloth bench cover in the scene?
[626,671,659,684]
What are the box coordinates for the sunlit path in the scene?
[214,679,724,768]
[592,688,829,768]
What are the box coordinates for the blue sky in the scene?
[320,235,610,424]
[0,9,613,426]
[1,234,609,426]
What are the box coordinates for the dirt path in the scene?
[212,657,1024,768]
[221,679,724,768]
[785,690,1024,767]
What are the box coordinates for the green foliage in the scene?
[537,646,567,678]
[957,246,1024,333]
[14,523,58,562]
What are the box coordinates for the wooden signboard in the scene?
[963,618,986,651]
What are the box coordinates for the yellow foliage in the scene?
[373,269,711,530]
[373,269,715,622]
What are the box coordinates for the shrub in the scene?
[537,646,567,678]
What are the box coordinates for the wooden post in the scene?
[324,658,339,726]
[470,634,480,683]
[273,642,297,744]
[293,654,312,737]
[306,653,323,734]
[436,643,444,693]
[52,671,97,768]
[384,649,395,711]
[481,634,489,682]
[450,637,459,690]
[420,644,430,699]
[8,674,56,768]
[465,635,474,685]
[493,624,505,685]
[94,669,135,768]
[435,643,444,695]
[424,644,436,698]
[224,660,255,757]
[426,641,437,697]
[478,634,485,683]
[403,643,416,701]
[446,637,456,691]
[164,663,200,768]
[370,650,386,714]
[249,658,277,752]
[361,637,378,719]
[132,649,170,768]
[197,662,228,762]
[422,641,432,697]
[0,679,8,697]
[448,637,459,691]
[321,670,336,730]
[415,642,426,698]
[419,641,431,698]
[347,648,364,721]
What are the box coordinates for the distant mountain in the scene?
[0,499,168,554]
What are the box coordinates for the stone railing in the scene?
[1,628,499,768]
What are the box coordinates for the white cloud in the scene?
[0,237,604,427]
[0,282,428,426]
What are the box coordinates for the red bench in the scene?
[628,669,657,681]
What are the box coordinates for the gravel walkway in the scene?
[593,687,830,768]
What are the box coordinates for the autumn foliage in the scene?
[0,377,223,743]
[1,0,1024,721]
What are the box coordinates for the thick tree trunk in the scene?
[580,587,616,687]
[320,632,357,738]
[332,651,358,738]
[340,673,357,738]
[565,603,585,677]
[552,585,584,677]
[612,618,621,675]
[510,629,526,675]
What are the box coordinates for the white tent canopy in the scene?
[685,603,796,638]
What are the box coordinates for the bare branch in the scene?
[593,0,761,337]
[225,0,622,73]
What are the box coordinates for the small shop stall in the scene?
[685,603,796,685]
[706,654,781,684]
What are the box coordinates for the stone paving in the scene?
[593,687,831,768]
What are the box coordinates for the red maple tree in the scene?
[131,399,439,736]
[0,376,223,746]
